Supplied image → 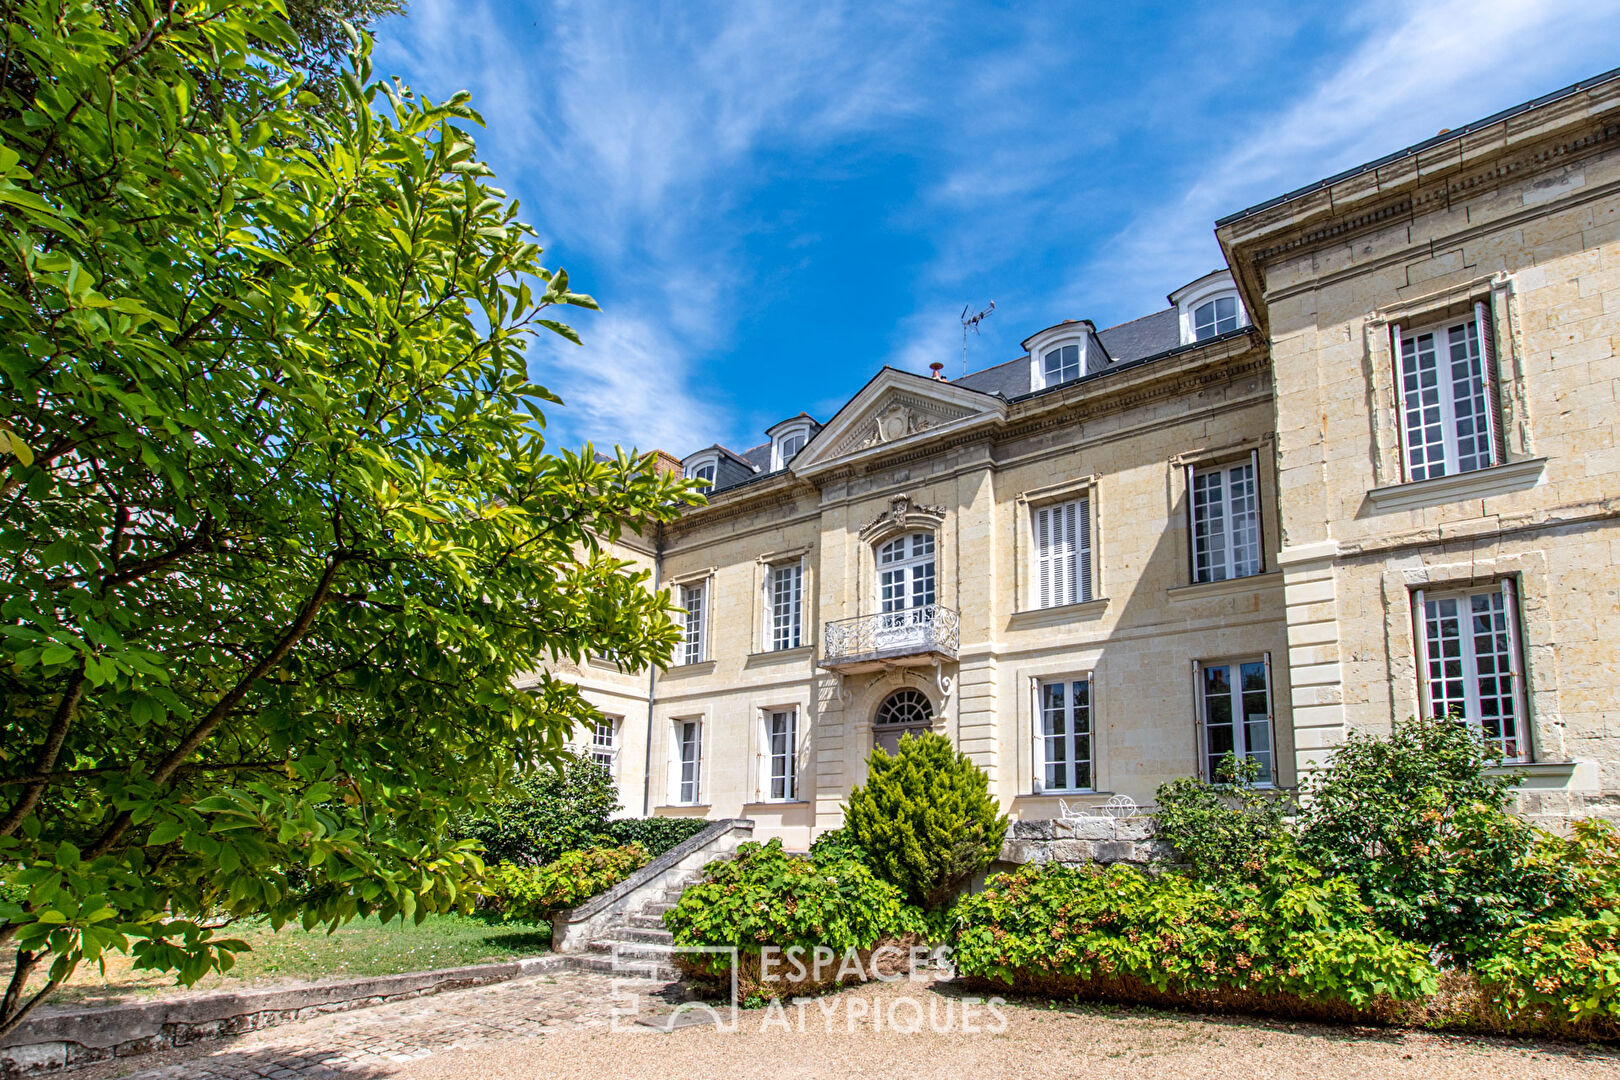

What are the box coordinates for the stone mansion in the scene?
[545,72,1620,846]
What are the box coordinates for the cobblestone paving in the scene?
[82,971,679,1080]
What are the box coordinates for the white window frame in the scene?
[1186,450,1263,584]
[763,707,798,802]
[1172,272,1250,345]
[1192,295,1240,341]
[678,579,708,665]
[767,560,803,651]
[589,714,619,772]
[1391,303,1501,483]
[1193,655,1275,785]
[1031,674,1094,794]
[683,451,720,487]
[1027,334,1091,391]
[1412,580,1528,763]
[876,532,935,613]
[1031,497,1092,608]
[670,718,704,805]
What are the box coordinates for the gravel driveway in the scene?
[400,978,1617,1080]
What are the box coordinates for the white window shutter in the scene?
[1411,589,1432,720]
[1030,678,1044,795]
[1076,496,1092,602]
[1262,651,1278,785]
[1500,577,1528,760]
[1035,505,1053,608]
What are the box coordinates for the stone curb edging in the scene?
[0,954,580,1079]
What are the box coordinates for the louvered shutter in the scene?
[1076,496,1092,602]
[1035,505,1053,608]
[1390,323,1410,481]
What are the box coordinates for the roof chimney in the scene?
[929,361,947,381]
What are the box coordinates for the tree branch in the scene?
[0,666,87,839]
[85,552,351,858]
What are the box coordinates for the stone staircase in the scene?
[569,872,701,981]
[550,818,755,981]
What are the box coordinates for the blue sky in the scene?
[375,1,1620,458]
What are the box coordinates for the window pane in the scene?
[1424,596,1467,720]
[1227,462,1261,577]
[1072,678,1092,791]
[1240,660,1271,780]
[1044,343,1081,385]
[1448,322,1490,474]
[1202,664,1235,777]
[1194,301,1217,340]
[772,563,802,650]
[1041,681,1068,791]
[1191,470,1228,582]
[1400,332,1448,481]
[681,583,705,664]
[1468,591,1520,761]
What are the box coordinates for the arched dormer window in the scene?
[682,450,719,487]
[1022,320,1106,392]
[766,415,818,471]
[1170,270,1249,346]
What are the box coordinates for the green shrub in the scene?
[483,844,649,921]
[807,827,867,866]
[950,860,1437,1008]
[1155,754,1293,879]
[453,751,620,865]
[1296,716,1565,963]
[604,817,711,857]
[1475,820,1620,1023]
[663,839,927,997]
[845,732,1009,909]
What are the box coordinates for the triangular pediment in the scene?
[789,368,1006,476]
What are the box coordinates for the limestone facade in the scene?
[561,73,1620,840]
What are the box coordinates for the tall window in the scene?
[1032,497,1091,608]
[1415,583,1526,762]
[1198,658,1272,783]
[877,533,935,614]
[590,715,618,771]
[679,581,706,664]
[1037,676,1092,793]
[674,719,702,804]
[1189,458,1261,583]
[1395,308,1499,481]
[1043,343,1081,386]
[766,709,797,800]
[1193,295,1239,340]
[769,562,802,651]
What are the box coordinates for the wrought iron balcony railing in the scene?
[820,604,960,671]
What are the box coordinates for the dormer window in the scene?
[1170,270,1249,346]
[682,450,720,488]
[1193,295,1239,340]
[766,416,818,472]
[1023,320,1106,392]
[1043,344,1081,386]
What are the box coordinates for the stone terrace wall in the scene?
[997,817,1174,867]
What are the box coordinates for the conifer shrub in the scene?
[844,732,1009,909]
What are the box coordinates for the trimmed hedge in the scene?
[483,844,649,921]
[664,838,927,999]
[605,817,711,857]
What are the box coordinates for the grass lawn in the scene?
[5,911,550,1011]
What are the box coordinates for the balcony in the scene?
[819,604,960,673]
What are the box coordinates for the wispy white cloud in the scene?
[1066,0,1620,320]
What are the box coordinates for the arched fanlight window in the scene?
[872,688,934,754]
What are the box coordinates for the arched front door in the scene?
[872,688,934,755]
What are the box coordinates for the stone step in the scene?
[639,901,676,916]
[601,925,674,945]
[626,913,669,930]
[568,952,681,981]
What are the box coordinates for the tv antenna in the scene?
[960,301,995,377]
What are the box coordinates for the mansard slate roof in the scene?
[690,303,1190,492]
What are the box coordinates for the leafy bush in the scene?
[1155,754,1293,879]
[1295,716,1565,963]
[453,752,620,866]
[950,860,1437,1008]
[663,839,927,997]
[1475,820,1620,1023]
[845,733,1008,909]
[604,818,711,857]
[807,827,868,865]
[483,844,649,921]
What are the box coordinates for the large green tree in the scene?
[0,0,693,1033]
